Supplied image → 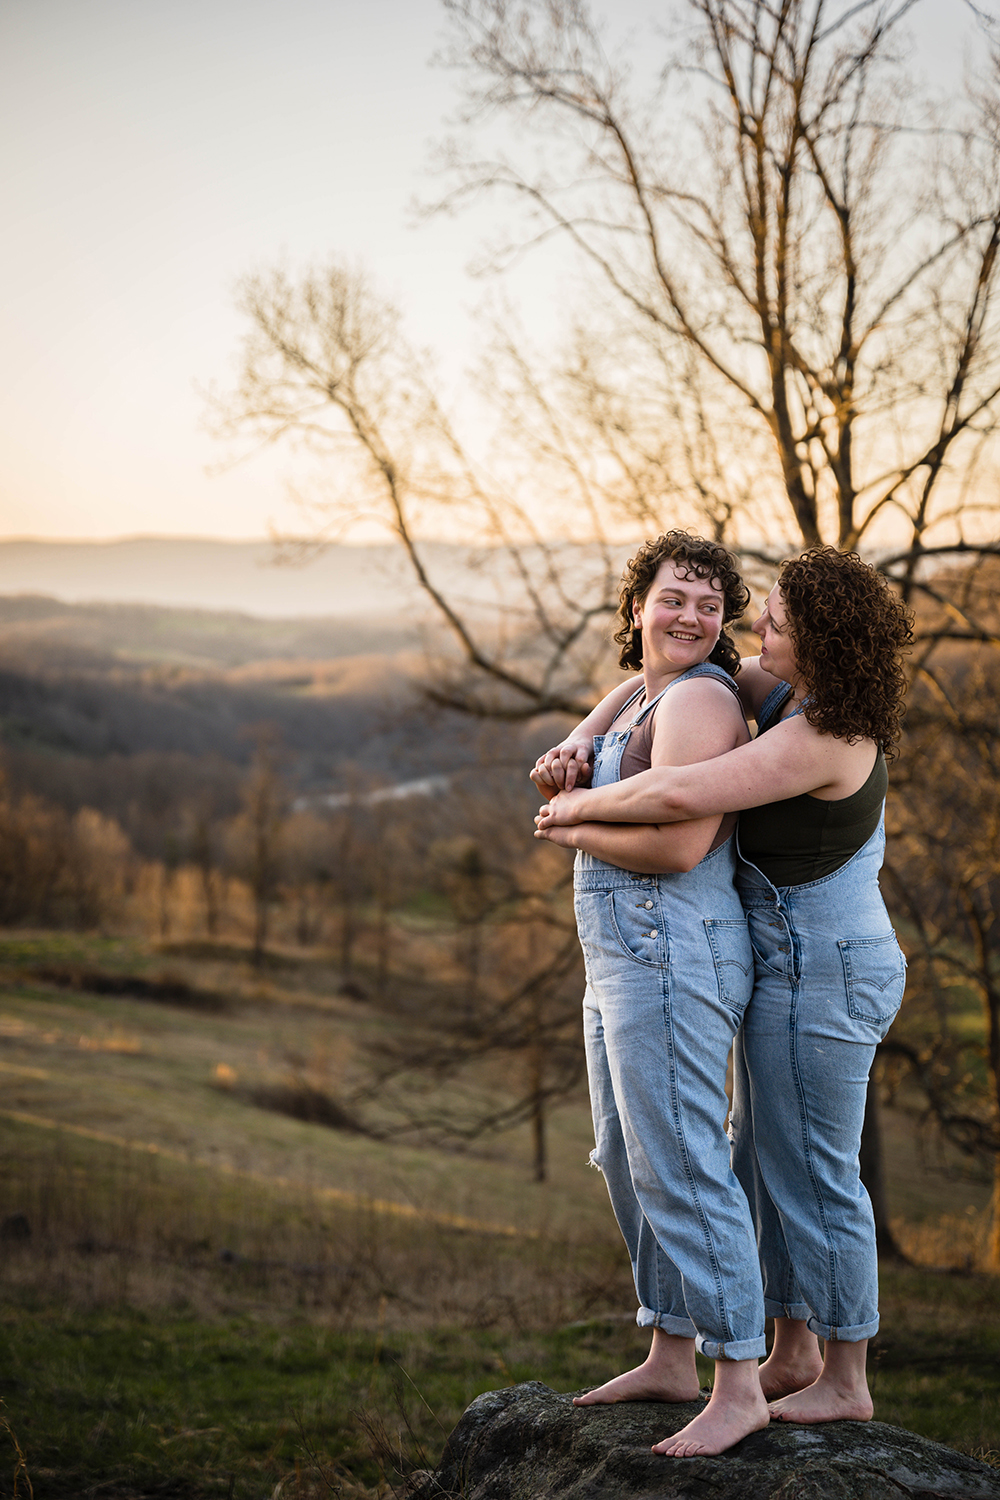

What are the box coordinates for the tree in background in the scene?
[212,0,1000,1217]
[356,843,585,1184]
[213,0,1000,715]
[228,728,287,966]
[187,800,224,938]
[439,0,1000,572]
[884,581,1000,1269]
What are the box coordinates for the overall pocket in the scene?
[839,934,906,1031]
[606,889,667,967]
[704,917,754,1014]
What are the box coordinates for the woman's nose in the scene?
[751,613,765,637]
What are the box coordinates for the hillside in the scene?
[0,594,543,857]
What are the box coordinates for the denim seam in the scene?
[660,985,736,1346]
[787,970,842,1333]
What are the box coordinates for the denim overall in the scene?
[731,683,906,1340]
[574,663,765,1361]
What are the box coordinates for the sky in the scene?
[0,0,983,544]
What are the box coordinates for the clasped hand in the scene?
[532,786,587,844]
[530,737,593,842]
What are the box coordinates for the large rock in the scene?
[413,1382,1000,1500]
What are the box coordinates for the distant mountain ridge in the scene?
[0,536,631,621]
[0,538,426,618]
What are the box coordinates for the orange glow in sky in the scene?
[0,0,980,543]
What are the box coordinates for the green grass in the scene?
[0,930,997,1497]
[1,1280,998,1500]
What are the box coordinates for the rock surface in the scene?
[412,1382,1000,1500]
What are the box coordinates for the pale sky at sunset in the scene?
[0,0,981,544]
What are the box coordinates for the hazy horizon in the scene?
[1,0,978,549]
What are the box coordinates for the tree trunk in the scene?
[859,1069,907,1263]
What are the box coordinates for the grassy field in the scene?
[0,932,997,1499]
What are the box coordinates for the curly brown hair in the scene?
[614,531,750,676]
[778,547,913,759]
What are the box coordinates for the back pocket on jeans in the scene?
[704,917,754,1014]
[839,934,906,1029]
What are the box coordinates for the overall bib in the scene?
[574,664,765,1360]
[732,690,906,1340]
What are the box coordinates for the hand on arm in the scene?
[530,677,639,798]
[537,711,859,827]
[535,678,749,874]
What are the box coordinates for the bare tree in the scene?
[884,595,1000,1269]
[212,3,1000,716]
[208,263,639,718]
[355,850,586,1183]
[437,0,1000,585]
[210,0,1000,1220]
[228,728,287,966]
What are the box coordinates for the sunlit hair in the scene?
[614,531,749,677]
[778,547,913,759]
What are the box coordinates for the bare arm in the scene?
[536,713,875,828]
[534,817,713,873]
[534,678,748,871]
[531,676,640,795]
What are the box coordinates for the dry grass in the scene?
[0,930,998,1497]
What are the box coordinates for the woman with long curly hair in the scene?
[535,546,912,1452]
[532,531,780,1458]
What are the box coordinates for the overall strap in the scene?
[609,683,647,728]
[629,661,740,727]
[757,681,794,735]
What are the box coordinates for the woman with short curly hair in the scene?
[614,530,749,678]
[533,530,774,1458]
[536,546,912,1452]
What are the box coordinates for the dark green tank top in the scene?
[738,686,887,886]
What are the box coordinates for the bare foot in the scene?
[573,1364,701,1406]
[573,1330,701,1406]
[768,1374,874,1425]
[652,1389,770,1457]
[757,1347,824,1400]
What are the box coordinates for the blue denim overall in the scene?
[574,663,765,1361]
[731,684,906,1340]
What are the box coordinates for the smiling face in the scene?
[752,587,801,685]
[633,561,725,676]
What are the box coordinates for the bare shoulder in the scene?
[773,714,879,797]
[664,673,746,723]
[651,674,749,763]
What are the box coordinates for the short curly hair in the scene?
[614,531,750,677]
[778,547,913,759]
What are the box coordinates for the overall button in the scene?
[644,901,654,909]
[648,929,658,939]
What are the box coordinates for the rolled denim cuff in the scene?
[763,1296,812,1323]
[637,1308,698,1339]
[807,1314,880,1342]
[697,1333,768,1362]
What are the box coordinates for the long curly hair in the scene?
[778,547,913,759]
[614,531,750,677]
